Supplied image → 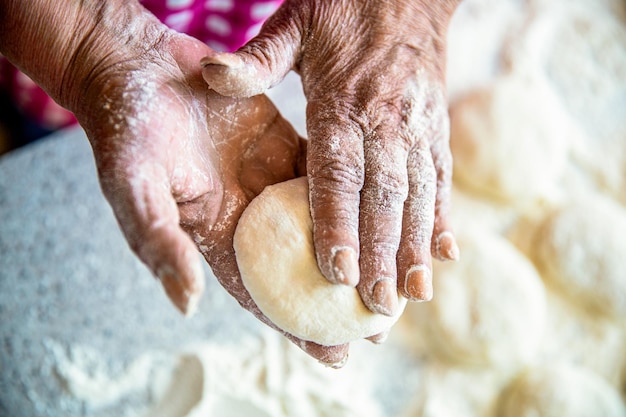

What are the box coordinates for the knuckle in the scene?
[311,158,364,193]
[361,175,408,213]
[367,230,402,255]
[407,147,436,182]
[402,78,448,139]
[362,146,409,210]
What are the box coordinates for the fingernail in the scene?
[323,353,349,369]
[301,340,349,368]
[437,231,460,261]
[185,291,201,318]
[200,53,243,69]
[366,329,390,345]
[372,279,398,317]
[331,247,359,286]
[159,272,199,318]
[405,265,433,301]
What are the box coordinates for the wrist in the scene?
[0,1,169,117]
[0,1,82,92]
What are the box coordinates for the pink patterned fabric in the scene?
[0,0,283,130]
[142,0,283,52]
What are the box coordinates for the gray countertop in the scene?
[0,127,266,416]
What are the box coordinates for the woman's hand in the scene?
[201,0,461,316]
[0,0,348,366]
[80,22,349,366]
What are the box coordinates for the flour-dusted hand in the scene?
[0,0,348,366]
[201,0,461,315]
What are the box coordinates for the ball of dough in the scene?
[496,364,626,417]
[449,75,571,203]
[407,227,547,367]
[533,196,626,320]
[233,177,407,346]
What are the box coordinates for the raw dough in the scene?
[449,74,573,203]
[496,364,626,417]
[407,227,547,367]
[233,177,407,346]
[542,4,626,204]
[532,195,626,320]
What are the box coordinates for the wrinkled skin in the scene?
[77,30,351,365]
[1,0,460,366]
[202,0,461,316]
[0,1,347,365]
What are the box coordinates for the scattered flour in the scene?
[47,332,385,417]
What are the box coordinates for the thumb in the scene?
[200,2,304,97]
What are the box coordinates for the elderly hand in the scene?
[78,13,352,366]
[0,0,348,366]
[201,0,461,316]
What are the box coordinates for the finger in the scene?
[145,223,205,317]
[357,132,409,316]
[201,1,305,97]
[99,161,204,316]
[296,136,308,177]
[396,143,437,302]
[289,337,350,368]
[306,101,363,288]
[429,119,460,261]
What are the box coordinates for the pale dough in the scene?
[542,4,626,205]
[532,195,626,320]
[233,177,407,346]
[449,74,574,204]
[407,227,547,368]
[496,364,626,417]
